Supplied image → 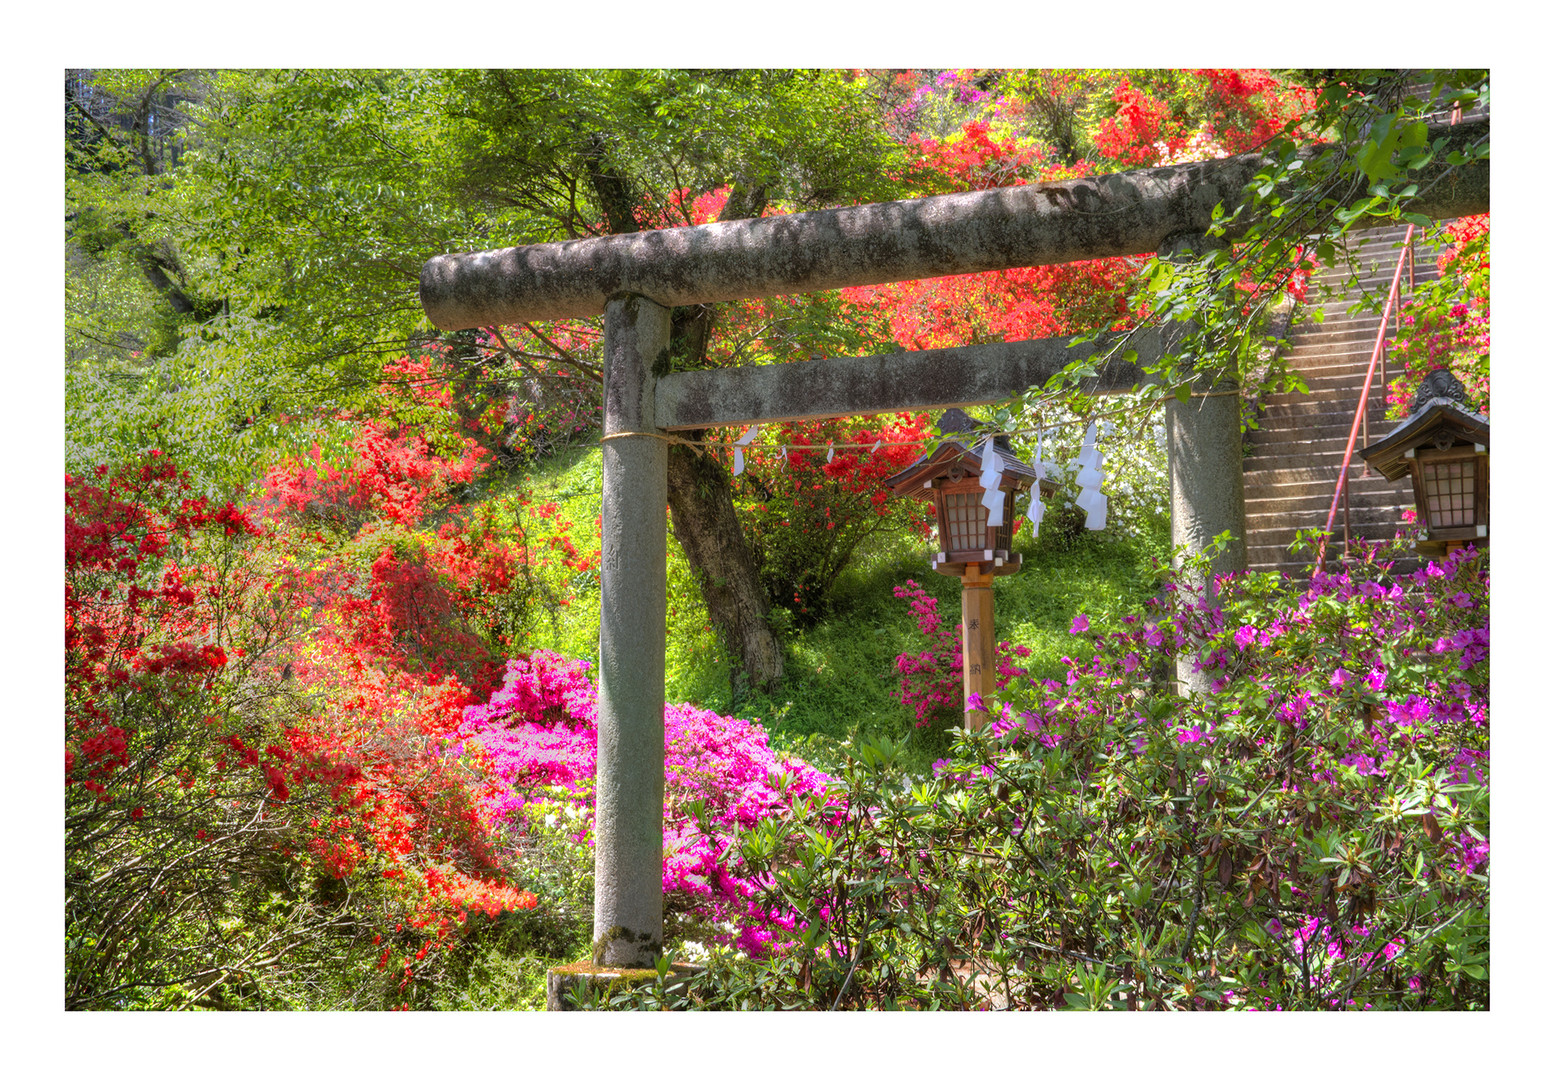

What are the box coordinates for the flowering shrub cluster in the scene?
[1387,214,1489,419]
[64,337,634,1007]
[875,69,1312,163]
[891,579,1031,728]
[262,415,516,696]
[65,451,544,1009]
[841,119,1149,350]
[612,540,1488,1010]
[1094,77,1179,166]
[963,541,1490,1009]
[732,414,933,618]
[450,650,832,956]
[1094,70,1313,166]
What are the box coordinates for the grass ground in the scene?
[514,445,1171,775]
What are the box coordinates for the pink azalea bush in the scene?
[892,579,1032,728]
[449,650,831,957]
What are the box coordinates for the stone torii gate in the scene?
[419,118,1488,969]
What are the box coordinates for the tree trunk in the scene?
[661,262,783,696]
[666,437,783,695]
[582,153,784,695]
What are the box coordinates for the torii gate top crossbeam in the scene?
[419,117,1487,331]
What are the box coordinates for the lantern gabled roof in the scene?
[1359,372,1489,483]
[884,414,1048,500]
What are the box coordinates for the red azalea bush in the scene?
[843,119,1149,350]
[1095,70,1314,165]
[732,414,934,619]
[67,445,545,1008]
[1387,214,1489,419]
[258,360,580,697]
[465,325,605,463]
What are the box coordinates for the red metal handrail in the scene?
[1314,224,1415,570]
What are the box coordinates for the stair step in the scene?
[1246,423,1392,447]
[1245,432,1390,455]
[1246,499,1412,524]
[1237,217,1474,568]
[1242,465,1410,489]
[1247,532,1415,561]
[1267,372,1391,395]
[1284,332,1395,351]
[1244,485,1405,506]
[1259,389,1396,411]
[1254,409,1393,429]
[1246,476,1411,498]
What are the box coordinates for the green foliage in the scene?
[65,240,165,368]
[66,315,331,497]
[596,544,1489,1011]
[442,69,911,230]
[64,66,923,514]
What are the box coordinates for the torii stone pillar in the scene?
[1159,232,1245,696]
[593,294,671,966]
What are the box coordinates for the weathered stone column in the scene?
[1159,233,1247,696]
[594,293,671,968]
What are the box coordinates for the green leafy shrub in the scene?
[597,540,1488,1010]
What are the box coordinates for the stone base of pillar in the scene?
[546,961,704,1011]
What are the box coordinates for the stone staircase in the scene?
[1241,223,1445,576]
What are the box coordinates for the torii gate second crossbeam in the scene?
[418,120,1489,970]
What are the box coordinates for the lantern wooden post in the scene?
[960,564,998,731]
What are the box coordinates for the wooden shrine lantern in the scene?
[884,410,1055,577]
[884,410,1056,731]
[1359,369,1489,560]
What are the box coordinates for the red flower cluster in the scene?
[68,433,551,1002]
[732,414,933,616]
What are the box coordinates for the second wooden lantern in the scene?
[1359,368,1489,561]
